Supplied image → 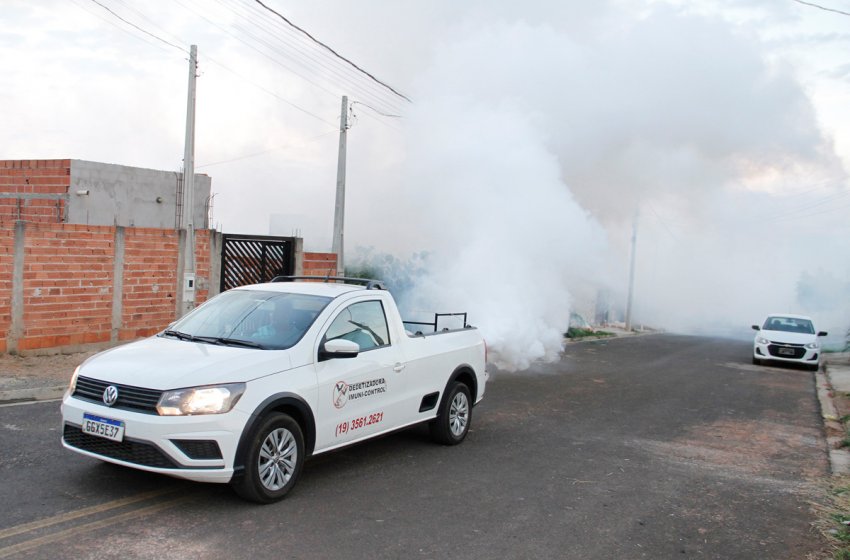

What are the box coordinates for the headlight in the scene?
[756,337,770,345]
[805,341,819,350]
[69,366,81,393]
[157,383,246,416]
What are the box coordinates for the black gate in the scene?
[220,234,296,291]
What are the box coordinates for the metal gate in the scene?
[220,234,296,291]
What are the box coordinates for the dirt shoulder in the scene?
[0,351,97,393]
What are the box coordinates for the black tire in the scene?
[752,357,761,366]
[808,363,820,372]
[232,412,305,504]
[430,382,472,445]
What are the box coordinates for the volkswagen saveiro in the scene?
[61,277,487,503]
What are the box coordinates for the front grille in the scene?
[171,439,223,460]
[63,424,177,468]
[767,344,806,359]
[73,376,162,414]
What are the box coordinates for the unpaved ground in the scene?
[0,351,98,391]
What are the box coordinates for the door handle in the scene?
[393,363,406,373]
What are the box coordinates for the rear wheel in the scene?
[430,382,472,445]
[232,412,304,504]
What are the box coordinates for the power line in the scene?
[203,55,339,128]
[253,0,412,103]
[216,0,404,116]
[87,0,187,52]
[226,0,405,116]
[197,130,337,169]
[82,0,339,130]
[352,101,402,118]
[70,0,178,55]
[791,0,850,17]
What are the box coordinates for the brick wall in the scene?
[1,222,213,354]
[195,231,211,304]
[19,224,115,351]
[0,160,70,224]
[302,252,338,276]
[120,228,180,341]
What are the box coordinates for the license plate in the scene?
[778,348,795,356]
[82,413,125,442]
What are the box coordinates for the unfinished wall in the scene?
[0,223,215,354]
[0,160,70,223]
[120,228,180,341]
[302,252,338,277]
[69,160,211,229]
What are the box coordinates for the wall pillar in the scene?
[110,226,125,342]
[8,221,25,354]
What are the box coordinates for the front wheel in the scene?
[752,357,761,366]
[232,412,305,504]
[430,382,472,445]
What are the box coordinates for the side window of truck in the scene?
[324,301,391,352]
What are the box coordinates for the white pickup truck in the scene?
[60,277,488,502]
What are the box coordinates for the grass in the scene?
[565,327,615,339]
[813,477,850,559]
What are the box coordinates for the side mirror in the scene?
[818,331,828,337]
[751,325,760,331]
[320,339,360,361]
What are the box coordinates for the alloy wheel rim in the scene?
[258,427,297,491]
[449,392,469,437]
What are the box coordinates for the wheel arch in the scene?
[440,364,478,409]
[233,393,316,479]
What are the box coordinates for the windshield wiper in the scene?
[162,329,199,342]
[162,331,265,349]
[194,336,266,349]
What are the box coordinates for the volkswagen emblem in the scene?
[102,385,119,407]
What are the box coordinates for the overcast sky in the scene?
[3,0,850,361]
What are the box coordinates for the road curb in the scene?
[0,385,66,405]
[817,366,850,476]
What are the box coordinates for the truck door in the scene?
[313,299,406,451]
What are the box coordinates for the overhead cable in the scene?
[791,0,850,17]
[227,0,405,116]
[253,0,412,103]
[88,0,187,52]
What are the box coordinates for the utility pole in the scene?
[331,95,348,276]
[624,208,639,332]
[181,44,198,316]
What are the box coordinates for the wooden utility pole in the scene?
[332,95,348,276]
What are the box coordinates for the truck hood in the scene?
[759,330,817,345]
[78,336,293,390]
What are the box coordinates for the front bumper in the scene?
[61,392,249,484]
[753,342,819,366]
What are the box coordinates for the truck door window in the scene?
[324,301,390,352]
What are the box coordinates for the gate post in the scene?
[293,237,304,276]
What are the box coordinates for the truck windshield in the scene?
[164,290,331,350]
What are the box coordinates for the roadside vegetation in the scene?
[814,476,850,559]
[565,327,614,340]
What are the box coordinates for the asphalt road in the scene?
[0,334,828,559]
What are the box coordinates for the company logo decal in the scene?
[102,385,119,407]
[332,378,386,409]
[333,381,348,409]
